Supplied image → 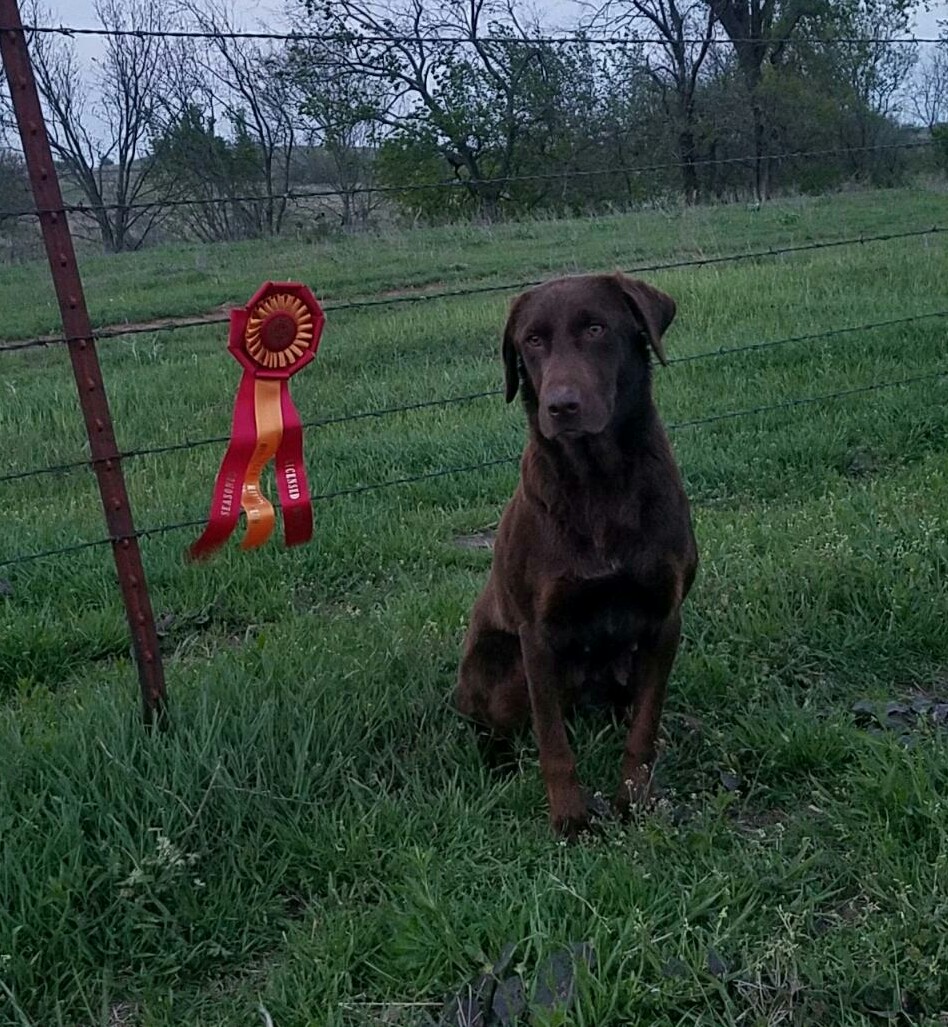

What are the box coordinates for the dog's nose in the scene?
[547,387,581,420]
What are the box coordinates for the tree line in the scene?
[0,0,946,254]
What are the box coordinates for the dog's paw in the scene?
[551,811,593,841]
[549,789,593,840]
[550,788,618,840]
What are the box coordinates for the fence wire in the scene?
[2,224,944,356]
[0,141,932,221]
[3,309,946,487]
[2,366,944,570]
[11,24,944,44]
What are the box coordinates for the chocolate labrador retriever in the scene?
[454,273,697,836]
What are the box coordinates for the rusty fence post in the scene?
[0,0,167,725]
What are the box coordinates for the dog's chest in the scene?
[541,554,677,663]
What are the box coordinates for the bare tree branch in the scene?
[23,0,173,251]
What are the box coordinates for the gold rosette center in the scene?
[245,293,314,370]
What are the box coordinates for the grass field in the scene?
[1,186,947,1026]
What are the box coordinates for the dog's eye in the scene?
[525,334,543,348]
[587,323,605,338]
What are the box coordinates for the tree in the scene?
[918,33,948,175]
[707,0,923,198]
[911,34,948,131]
[705,0,824,199]
[25,0,172,251]
[287,48,389,227]
[150,104,268,242]
[289,0,569,219]
[0,149,28,211]
[174,0,299,236]
[590,48,668,203]
[0,149,39,263]
[593,0,718,202]
[824,0,918,161]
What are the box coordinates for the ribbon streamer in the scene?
[189,282,325,561]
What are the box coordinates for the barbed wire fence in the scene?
[1,10,947,722]
[12,23,948,43]
[3,363,947,571]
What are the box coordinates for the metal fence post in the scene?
[0,0,167,725]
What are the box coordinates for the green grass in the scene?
[1,186,947,1026]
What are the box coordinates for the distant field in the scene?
[1,186,947,1026]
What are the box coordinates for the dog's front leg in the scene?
[519,626,588,837]
[616,612,682,813]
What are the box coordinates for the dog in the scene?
[454,272,698,837]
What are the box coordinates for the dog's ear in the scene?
[612,274,676,366]
[502,291,529,403]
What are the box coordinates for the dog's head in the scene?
[501,273,676,441]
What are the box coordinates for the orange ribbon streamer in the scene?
[239,379,283,550]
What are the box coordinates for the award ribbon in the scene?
[189,282,325,560]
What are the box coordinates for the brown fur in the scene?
[454,272,698,837]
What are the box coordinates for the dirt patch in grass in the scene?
[452,528,497,550]
[851,692,948,739]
